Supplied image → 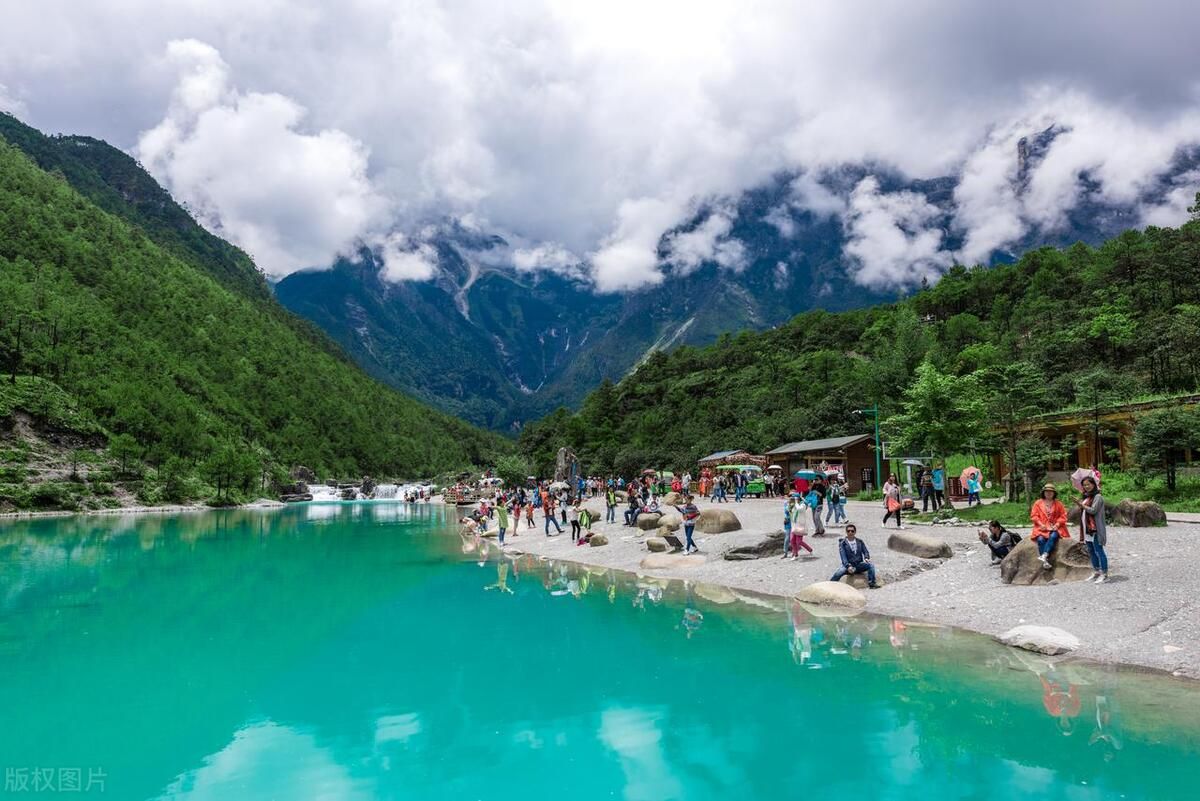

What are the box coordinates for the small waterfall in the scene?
[374,483,400,499]
[309,485,341,502]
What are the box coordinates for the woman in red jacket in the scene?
[1030,483,1069,570]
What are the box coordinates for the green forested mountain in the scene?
[520,217,1200,475]
[0,113,272,302]
[0,135,507,484]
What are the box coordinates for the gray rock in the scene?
[998,624,1080,655]
[793,580,867,609]
[1000,537,1093,585]
[724,531,786,560]
[636,513,662,531]
[588,533,609,547]
[887,530,953,559]
[1112,499,1166,527]
[839,572,882,590]
[696,508,741,533]
[657,513,682,531]
[646,537,669,552]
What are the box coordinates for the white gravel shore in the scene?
[489,495,1199,679]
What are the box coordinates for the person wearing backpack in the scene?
[978,520,1020,564]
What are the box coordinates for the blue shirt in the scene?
[931,469,944,490]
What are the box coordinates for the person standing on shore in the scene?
[605,484,617,523]
[1076,476,1109,583]
[674,494,702,554]
[1030,483,1069,569]
[568,499,581,541]
[783,493,813,559]
[544,494,563,536]
[809,477,827,536]
[496,500,509,546]
[882,474,903,529]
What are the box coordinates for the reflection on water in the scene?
[1,504,1198,800]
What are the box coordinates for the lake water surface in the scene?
[1,503,1197,800]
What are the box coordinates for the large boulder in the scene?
[1112,499,1166,527]
[583,505,605,524]
[696,508,741,533]
[588,533,609,547]
[640,553,705,570]
[645,537,669,552]
[662,492,684,506]
[657,513,682,531]
[724,531,786,560]
[615,490,628,502]
[886,530,953,559]
[998,625,1080,656]
[1000,537,1093,585]
[636,513,663,531]
[793,580,867,609]
[291,465,317,483]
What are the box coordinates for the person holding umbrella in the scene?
[1073,473,1109,583]
[1030,483,1069,569]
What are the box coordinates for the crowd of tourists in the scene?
[460,456,1113,586]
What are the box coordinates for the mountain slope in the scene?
[517,219,1200,474]
[275,177,892,429]
[0,135,506,478]
[276,129,1199,432]
[0,112,271,302]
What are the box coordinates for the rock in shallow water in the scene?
[998,624,1080,655]
[793,580,866,609]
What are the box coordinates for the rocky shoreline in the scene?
[484,496,1199,679]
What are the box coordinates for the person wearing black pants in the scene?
[882,506,901,527]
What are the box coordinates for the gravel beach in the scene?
[489,495,1199,678]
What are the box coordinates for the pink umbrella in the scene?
[1070,467,1099,491]
[959,466,981,486]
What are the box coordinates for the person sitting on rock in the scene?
[978,520,1019,564]
[624,492,641,526]
[830,524,879,588]
[1030,483,1069,570]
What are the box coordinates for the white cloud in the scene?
[843,177,952,289]
[1141,168,1200,227]
[590,197,684,292]
[2,2,1199,291]
[0,81,26,116]
[663,208,748,276]
[134,39,386,278]
[511,242,579,273]
[378,234,438,282]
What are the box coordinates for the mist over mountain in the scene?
[275,127,1199,429]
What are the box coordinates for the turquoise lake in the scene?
[1,503,1198,800]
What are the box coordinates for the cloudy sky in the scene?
[2,0,1198,290]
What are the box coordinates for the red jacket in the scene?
[1030,499,1069,540]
